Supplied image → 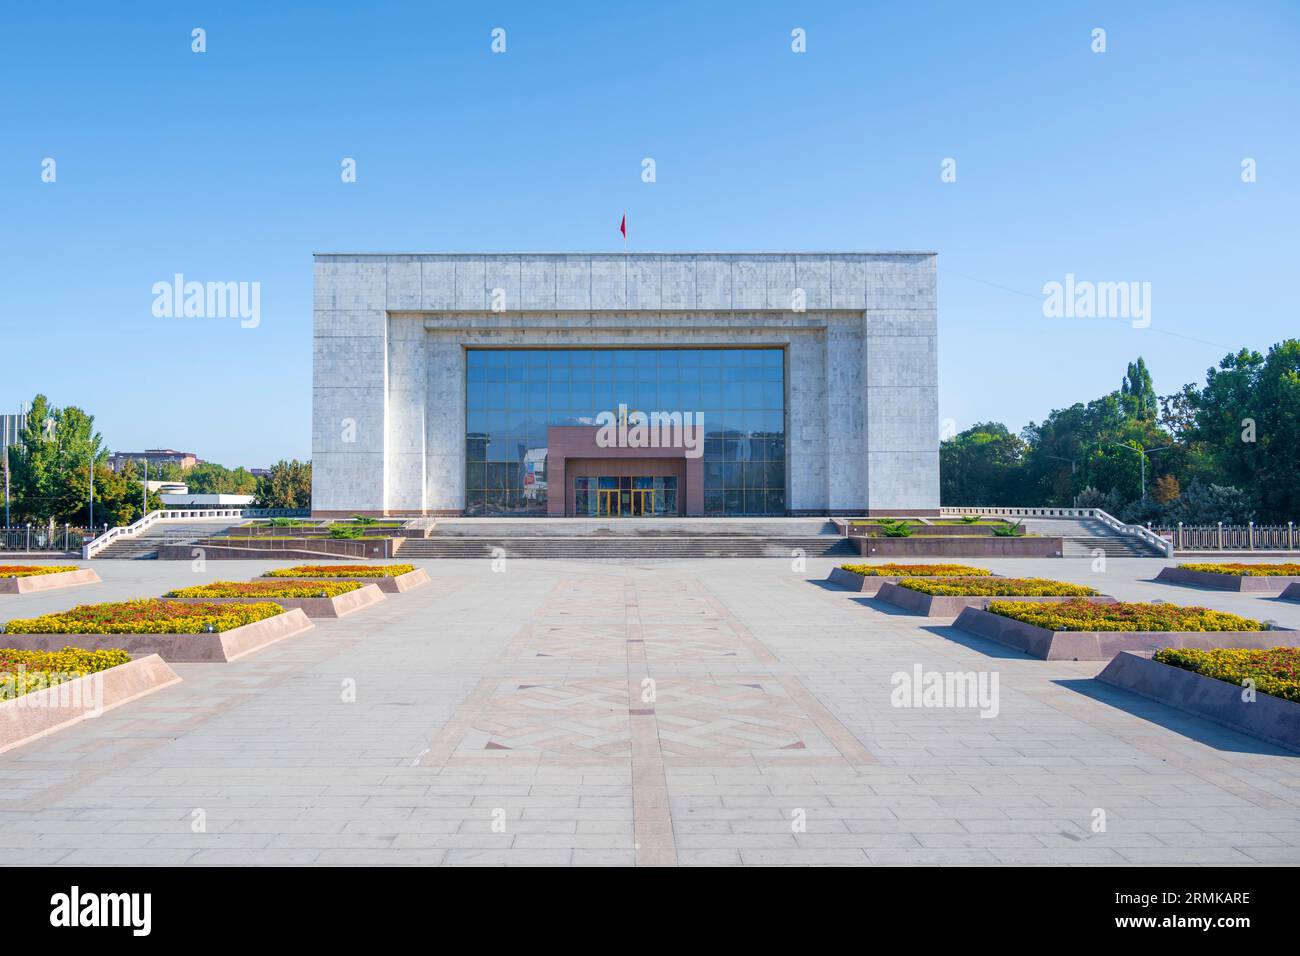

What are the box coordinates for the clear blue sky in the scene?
[3,1,1296,468]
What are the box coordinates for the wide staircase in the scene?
[1016,516,1165,557]
[93,521,242,559]
[398,518,857,559]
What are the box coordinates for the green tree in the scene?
[255,460,312,510]
[6,394,106,524]
[939,423,1027,505]
[186,462,258,495]
[1120,357,1157,421]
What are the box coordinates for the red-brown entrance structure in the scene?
[546,426,704,517]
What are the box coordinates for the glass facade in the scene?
[465,348,786,516]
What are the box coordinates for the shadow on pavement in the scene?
[1056,677,1290,757]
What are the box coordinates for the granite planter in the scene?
[0,569,101,595]
[159,537,401,560]
[1282,583,1300,602]
[952,606,1299,661]
[0,608,313,663]
[875,583,1116,617]
[1097,651,1300,753]
[1155,567,1300,594]
[166,583,385,619]
[850,524,1020,538]
[0,653,181,755]
[852,537,1064,558]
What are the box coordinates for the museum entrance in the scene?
[578,476,678,517]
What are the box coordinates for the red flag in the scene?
[619,214,626,239]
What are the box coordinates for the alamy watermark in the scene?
[595,404,704,458]
[890,664,1000,718]
[151,273,261,328]
[1042,273,1150,329]
[1,668,104,717]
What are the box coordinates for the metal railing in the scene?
[1156,522,1297,552]
[0,525,92,553]
[82,507,310,558]
[943,505,1173,557]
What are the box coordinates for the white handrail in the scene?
[82,507,308,558]
[942,506,1173,558]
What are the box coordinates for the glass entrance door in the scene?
[578,476,679,517]
[597,488,620,516]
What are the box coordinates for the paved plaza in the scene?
[2,556,1299,866]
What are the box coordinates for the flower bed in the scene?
[0,647,130,701]
[985,600,1262,633]
[164,580,364,599]
[1154,564,1300,593]
[0,566,80,578]
[1,599,285,635]
[265,564,416,579]
[897,577,1097,597]
[839,563,992,578]
[1177,562,1300,577]
[1153,647,1300,703]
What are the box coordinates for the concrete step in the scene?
[399,536,857,559]
[92,522,242,559]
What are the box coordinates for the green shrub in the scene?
[877,518,914,538]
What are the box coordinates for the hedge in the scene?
[265,564,416,579]
[164,580,363,599]
[0,647,132,701]
[898,577,1098,597]
[1,599,285,635]
[838,563,993,578]
[986,599,1263,633]
[1154,647,1300,703]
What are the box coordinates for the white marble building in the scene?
[312,252,939,517]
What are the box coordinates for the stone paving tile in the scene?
[1,556,1298,866]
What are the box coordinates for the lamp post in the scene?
[88,459,94,529]
[140,457,148,520]
[1107,442,1174,501]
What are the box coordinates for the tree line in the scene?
[940,339,1300,526]
[3,394,312,528]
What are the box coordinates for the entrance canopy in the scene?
[547,426,703,516]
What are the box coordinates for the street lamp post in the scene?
[140,457,148,520]
[1108,442,1174,500]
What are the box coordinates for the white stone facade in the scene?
[312,252,939,515]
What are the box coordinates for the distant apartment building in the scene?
[109,448,200,472]
[1,408,28,450]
